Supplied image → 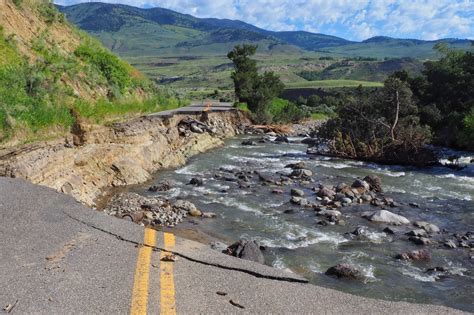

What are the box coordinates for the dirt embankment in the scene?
[0,111,249,206]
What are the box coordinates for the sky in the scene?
[54,0,474,41]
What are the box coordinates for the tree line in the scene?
[317,43,474,164]
[228,43,473,164]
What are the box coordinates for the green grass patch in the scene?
[234,102,249,112]
[73,95,187,123]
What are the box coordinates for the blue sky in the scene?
[54,0,474,41]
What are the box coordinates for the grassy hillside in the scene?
[297,58,424,82]
[0,0,181,146]
[58,2,472,92]
[322,37,471,59]
[60,3,472,58]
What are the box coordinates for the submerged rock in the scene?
[406,229,428,237]
[241,140,256,146]
[325,264,364,280]
[396,248,431,261]
[274,136,289,143]
[409,236,435,246]
[363,210,410,225]
[291,188,305,197]
[188,177,203,186]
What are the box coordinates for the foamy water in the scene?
[136,136,474,311]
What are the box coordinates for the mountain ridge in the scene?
[58,2,472,57]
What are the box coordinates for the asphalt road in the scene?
[148,102,234,118]
[0,178,467,314]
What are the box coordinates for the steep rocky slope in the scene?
[0,110,249,206]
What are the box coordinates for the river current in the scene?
[132,136,474,311]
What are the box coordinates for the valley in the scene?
[58,2,471,92]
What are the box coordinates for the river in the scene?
[131,135,474,311]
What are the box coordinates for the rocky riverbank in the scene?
[0,110,250,206]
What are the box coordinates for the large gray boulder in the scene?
[363,210,410,225]
[325,263,364,280]
[226,240,265,264]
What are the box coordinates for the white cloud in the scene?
[55,0,474,41]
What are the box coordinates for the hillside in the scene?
[59,2,471,58]
[0,0,165,146]
[57,2,473,90]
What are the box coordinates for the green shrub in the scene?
[458,107,474,150]
[75,39,132,94]
[268,98,309,123]
[37,1,64,24]
[13,0,22,9]
[234,102,249,112]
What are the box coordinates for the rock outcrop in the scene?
[0,111,249,206]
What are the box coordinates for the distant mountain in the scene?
[59,2,472,58]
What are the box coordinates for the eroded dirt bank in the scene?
[0,110,249,206]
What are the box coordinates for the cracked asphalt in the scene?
[0,177,467,314]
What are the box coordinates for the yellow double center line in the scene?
[130,229,176,315]
[160,233,177,315]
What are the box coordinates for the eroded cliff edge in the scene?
[0,110,250,206]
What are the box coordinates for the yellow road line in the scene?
[160,233,177,315]
[130,228,157,315]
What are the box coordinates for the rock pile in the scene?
[104,193,216,227]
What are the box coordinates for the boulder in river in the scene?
[363,175,383,192]
[188,177,203,186]
[363,210,410,225]
[226,240,264,264]
[301,138,318,146]
[414,221,440,234]
[351,179,370,192]
[291,188,305,197]
[406,229,428,237]
[274,136,289,143]
[291,196,308,206]
[316,186,336,199]
[396,248,431,261]
[409,236,435,246]
[443,240,457,249]
[241,140,256,146]
[290,169,313,178]
[325,264,364,280]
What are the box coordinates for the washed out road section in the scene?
[0,178,467,314]
[148,102,234,118]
